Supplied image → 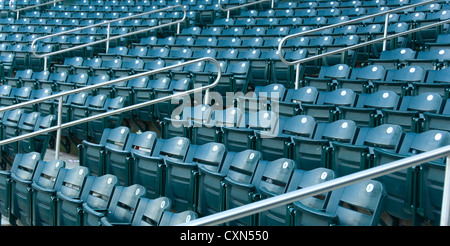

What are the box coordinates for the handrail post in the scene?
[55,96,63,160]
[277,0,446,92]
[9,0,64,20]
[30,5,187,61]
[218,0,271,18]
[106,23,111,53]
[441,155,450,226]
[44,57,48,71]
[383,13,390,51]
[294,64,300,89]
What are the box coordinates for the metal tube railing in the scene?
[181,145,450,226]
[277,0,443,89]
[30,4,187,70]
[0,57,222,159]
[9,0,63,19]
[218,0,274,18]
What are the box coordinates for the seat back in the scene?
[131,197,172,226]
[82,174,119,211]
[159,210,198,226]
[105,184,147,224]
[10,152,41,181]
[57,166,90,199]
[32,159,66,190]
[325,179,386,226]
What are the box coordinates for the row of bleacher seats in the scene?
[1,84,449,159]
[0,80,448,137]
[2,149,409,226]
[0,152,198,226]
[1,67,449,143]
[3,114,449,225]
[0,1,447,227]
[72,122,448,225]
[3,5,449,23]
[4,46,450,90]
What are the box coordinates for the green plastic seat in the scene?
[105,131,158,186]
[373,130,450,223]
[255,115,317,161]
[99,184,146,226]
[159,210,198,226]
[79,126,131,177]
[331,124,404,177]
[2,109,26,159]
[164,142,226,212]
[222,152,267,226]
[79,174,119,226]
[131,196,172,226]
[197,148,261,217]
[278,86,319,117]
[382,92,444,132]
[256,158,298,226]
[294,179,386,226]
[292,119,358,171]
[31,159,66,226]
[132,136,190,199]
[55,166,90,226]
[7,152,41,226]
[289,168,336,226]
[339,90,400,127]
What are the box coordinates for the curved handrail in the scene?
[0,57,222,159]
[277,0,444,89]
[277,0,442,67]
[218,0,273,18]
[181,145,450,226]
[30,5,187,64]
[9,0,64,19]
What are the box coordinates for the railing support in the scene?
[55,96,63,159]
[0,57,221,159]
[441,155,450,226]
[218,0,273,19]
[30,5,187,71]
[277,0,444,88]
[9,0,64,20]
[181,145,450,226]
[383,13,390,51]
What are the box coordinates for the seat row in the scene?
[79,123,449,225]
[0,152,198,226]
[0,109,55,168]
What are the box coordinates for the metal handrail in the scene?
[9,0,63,19]
[0,57,222,159]
[218,0,274,18]
[277,0,444,89]
[181,145,450,226]
[30,4,187,70]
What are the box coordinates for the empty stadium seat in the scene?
[31,159,66,226]
[79,126,131,177]
[293,179,386,226]
[164,142,226,212]
[98,184,146,226]
[131,196,172,226]
[288,167,335,226]
[132,136,190,198]
[7,152,40,226]
[55,166,90,226]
